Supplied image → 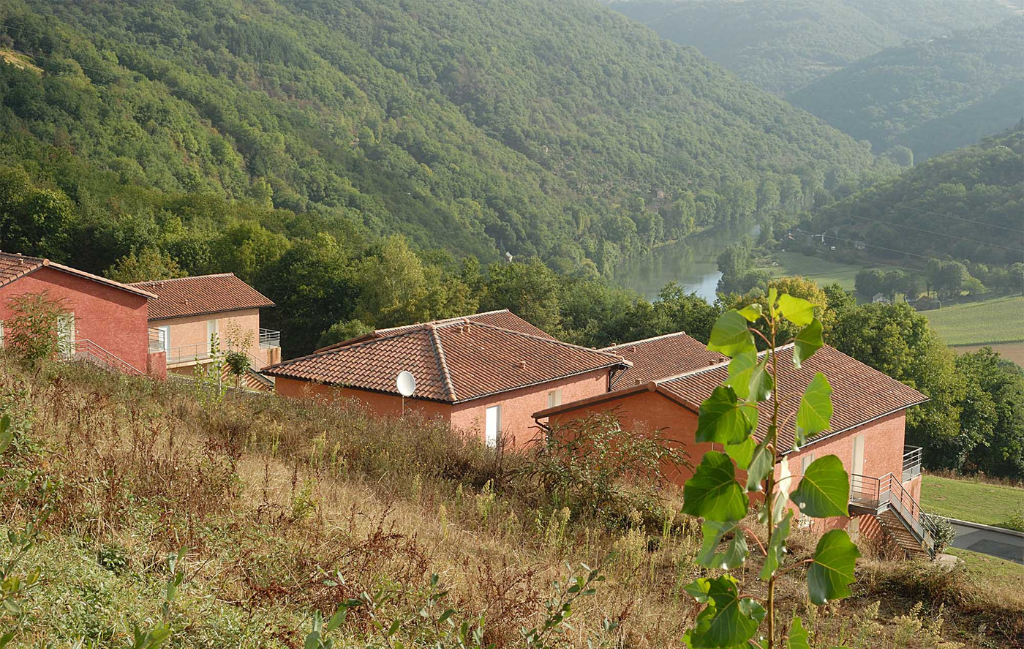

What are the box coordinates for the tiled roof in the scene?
[131,273,274,320]
[0,251,156,298]
[315,309,553,353]
[658,344,929,453]
[265,319,628,403]
[603,332,727,387]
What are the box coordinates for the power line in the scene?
[822,209,1024,254]
[854,196,1024,235]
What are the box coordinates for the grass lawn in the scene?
[947,547,1024,592]
[924,295,1024,346]
[921,474,1024,529]
[757,251,883,290]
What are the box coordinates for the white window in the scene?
[547,388,562,409]
[800,453,814,476]
[0,320,4,348]
[485,405,501,449]
[57,313,76,360]
[852,434,865,477]
[798,454,815,529]
[158,325,171,353]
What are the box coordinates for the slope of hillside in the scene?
[610,0,1014,95]
[788,18,1024,159]
[0,0,880,274]
[811,125,1024,267]
[2,360,1023,648]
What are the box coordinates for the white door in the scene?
[207,319,219,355]
[852,435,865,477]
[485,405,501,448]
[57,313,76,359]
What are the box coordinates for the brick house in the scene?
[0,251,160,376]
[130,274,280,385]
[264,311,630,448]
[535,335,932,558]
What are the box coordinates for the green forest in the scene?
[812,125,1024,271]
[609,0,1013,95]
[789,18,1024,160]
[0,0,894,280]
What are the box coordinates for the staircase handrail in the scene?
[74,339,146,377]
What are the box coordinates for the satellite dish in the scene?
[396,371,416,397]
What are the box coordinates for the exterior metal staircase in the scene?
[73,339,146,377]
[850,472,935,560]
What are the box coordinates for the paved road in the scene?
[949,519,1024,564]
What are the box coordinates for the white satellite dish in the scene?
[396,371,416,397]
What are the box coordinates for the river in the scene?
[613,224,758,302]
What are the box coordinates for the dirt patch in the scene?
[953,342,1024,368]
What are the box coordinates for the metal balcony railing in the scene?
[165,343,215,365]
[903,445,923,482]
[259,328,280,349]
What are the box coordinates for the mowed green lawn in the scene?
[921,474,1024,529]
[924,295,1024,346]
[759,252,878,290]
[947,547,1024,591]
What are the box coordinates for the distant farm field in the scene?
[924,296,1024,346]
[760,252,877,290]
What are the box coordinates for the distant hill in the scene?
[609,0,1014,95]
[811,125,1024,267]
[788,19,1024,160]
[0,0,881,275]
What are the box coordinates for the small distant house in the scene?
[872,293,891,304]
[0,251,160,376]
[535,335,932,559]
[854,240,866,251]
[131,274,279,385]
[264,310,630,448]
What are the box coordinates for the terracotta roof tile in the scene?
[265,319,628,403]
[131,273,274,320]
[603,332,727,387]
[658,344,928,452]
[0,251,156,298]
[315,309,554,353]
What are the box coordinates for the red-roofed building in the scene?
[130,274,279,382]
[265,312,630,447]
[535,336,934,558]
[0,251,160,376]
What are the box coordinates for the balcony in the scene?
[903,445,923,483]
[259,328,281,349]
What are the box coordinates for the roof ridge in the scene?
[374,309,512,334]
[657,342,797,385]
[427,325,458,401]
[266,327,428,370]
[601,331,695,350]
[0,250,44,263]
[464,321,629,362]
[130,272,236,286]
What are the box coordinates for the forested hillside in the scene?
[789,18,1024,160]
[609,0,1013,95]
[811,124,1024,270]
[0,0,884,278]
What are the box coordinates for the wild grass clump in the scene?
[0,357,1019,648]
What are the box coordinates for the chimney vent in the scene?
[518,360,527,370]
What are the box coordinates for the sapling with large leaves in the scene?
[681,289,860,649]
